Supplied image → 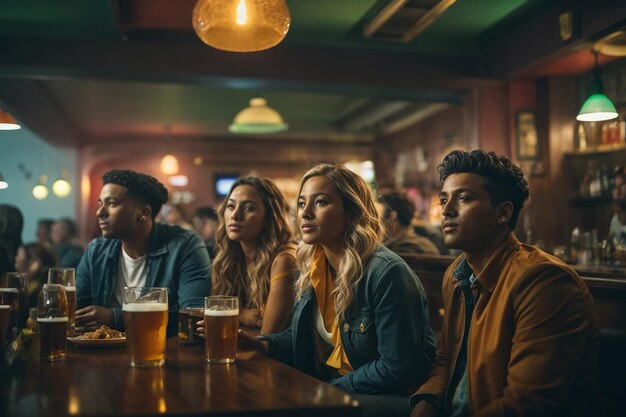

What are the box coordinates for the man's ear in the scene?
[138,205,151,222]
[496,202,514,225]
[389,210,399,222]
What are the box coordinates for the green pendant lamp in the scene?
[577,50,618,122]
[229,98,288,134]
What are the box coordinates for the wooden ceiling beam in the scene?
[0,36,481,101]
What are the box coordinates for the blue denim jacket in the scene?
[76,222,212,336]
[262,245,435,395]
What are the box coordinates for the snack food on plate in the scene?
[81,325,124,339]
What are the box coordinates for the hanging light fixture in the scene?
[160,154,180,175]
[33,175,49,200]
[0,110,20,130]
[51,169,72,198]
[0,173,8,190]
[192,0,291,52]
[576,50,619,122]
[52,179,72,198]
[229,97,288,134]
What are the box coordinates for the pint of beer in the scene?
[178,307,204,345]
[1,272,27,332]
[123,287,168,367]
[48,268,76,331]
[37,284,68,361]
[0,288,18,339]
[204,296,239,364]
[0,304,10,345]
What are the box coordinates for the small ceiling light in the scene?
[160,154,179,175]
[0,110,21,130]
[192,0,291,52]
[33,184,48,200]
[229,97,288,134]
[0,173,8,190]
[52,179,72,198]
[577,50,619,122]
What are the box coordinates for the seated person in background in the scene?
[35,218,54,248]
[51,217,84,268]
[608,167,626,241]
[204,177,297,334]
[76,169,211,337]
[240,164,435,417]
[192,206,219,259]
[411,150,602,417]
[0,204,23,278]
[15,242,58,313]
[161,202,194,230]
[381,191,440,255]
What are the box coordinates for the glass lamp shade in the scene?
[192,0,291,52]
[576,93,619,122]
[229,98,288,134]
[0,110,20,130]
[160,155,179,175]
[52,179,72,198]
[33,185,49,200]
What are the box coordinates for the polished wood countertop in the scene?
[2,338,360,417]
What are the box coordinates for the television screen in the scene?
[214,174,238,198]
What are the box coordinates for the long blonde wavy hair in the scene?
[212,177,294,309]
[294,164,383,318]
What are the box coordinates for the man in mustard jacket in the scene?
[411,150,602,417]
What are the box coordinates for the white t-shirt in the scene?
[111,248,148,309]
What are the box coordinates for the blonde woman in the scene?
[207,177,296,334]
[241,164,435,417]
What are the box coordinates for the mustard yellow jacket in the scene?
[412,234,603,416]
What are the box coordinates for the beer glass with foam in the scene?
[1,272,27,335]
[123,287,168,367]
[0,291,11,345]
[37,283,69,361]
[47,268,76,331]
[204,295,239,364]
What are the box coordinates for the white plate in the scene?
[68,336,126,347]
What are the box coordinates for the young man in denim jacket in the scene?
[75,169,211,337]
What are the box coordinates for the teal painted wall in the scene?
[0,128,77,245]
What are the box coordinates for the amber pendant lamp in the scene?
[192,0,291,52]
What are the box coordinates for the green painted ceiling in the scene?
[0,0,542,56]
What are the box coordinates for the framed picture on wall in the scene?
[516,110,540,161]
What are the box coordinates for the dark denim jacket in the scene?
[76,222,212,336]
[262,245,435,395]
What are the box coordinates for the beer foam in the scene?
[123,302,168,312]
[0,305,10,309]
[37,317,69,323]
[65,286,76,291]
[0,288,18,293]
[204,309,239,317]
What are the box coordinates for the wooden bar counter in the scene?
[1,338,361,417]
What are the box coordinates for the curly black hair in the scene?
[381,192,415,227]
[102,170,168,219]
[438,150,530,230]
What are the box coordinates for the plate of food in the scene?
[68,325,126,347]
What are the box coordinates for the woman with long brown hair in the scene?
[210,176,297,334]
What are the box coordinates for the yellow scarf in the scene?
[310,247,353,375]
